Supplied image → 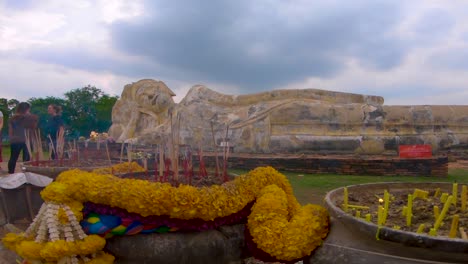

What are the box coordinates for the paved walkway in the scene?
[310,214,467,264]
[0,160,23,175]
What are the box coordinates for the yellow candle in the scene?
[383,190,390,224]
[377,205,384,226]
[433,205,440,219]
[365,214,371,222]
[461,185,467,212]
[460,227,468,239]
[434,188,441,197]
[429,228,437,236]
[355,210,361,218]
[440,193,448,203]
[449,215,459,238]
[434,195,453,231]
[413,188,429,200]
[416,224,425,234]
[452,183,458,207]
[347,204,370,210]
[343,187,349,212]
[406,194,413,227]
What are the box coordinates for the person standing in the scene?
[8,102,38,174]
[46,104,64,160]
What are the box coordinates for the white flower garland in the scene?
[18,202,108,263]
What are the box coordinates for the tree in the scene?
[1,86,118,140]
[28,97,67,139]
[0,98,20,137]
[7,99,19,112]
[64,85,118,138]
[0,98,19,115]
[95,94,118,133]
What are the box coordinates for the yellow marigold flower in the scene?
[40,182,74,203]
[16,240,44,260]
[77,235,106,254]
[40,240,70,261]
[57,208,68,224]
[247,184,330,261]
[68,200,84,222]
[1,232,27,251]
[86,252,115,264]
[93,161,146,175]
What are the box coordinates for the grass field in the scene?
[231,167,468,204]
[1,145,49,162]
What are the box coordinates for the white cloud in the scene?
[0,58,127,101]
[0,11,66,51]
[98,0,144,24]
[0,0,145,52]
[0,0,467,106]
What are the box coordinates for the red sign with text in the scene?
[399,145,432,158]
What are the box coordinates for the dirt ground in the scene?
[330,160,468,238]
[339,187,467,237]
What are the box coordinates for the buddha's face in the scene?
[135,84,175,113]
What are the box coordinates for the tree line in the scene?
[0,85,119,141]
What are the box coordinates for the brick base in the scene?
[198,154,448,177]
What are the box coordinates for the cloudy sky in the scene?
[1,0,467,105]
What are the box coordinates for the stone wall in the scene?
[75,142,123,160]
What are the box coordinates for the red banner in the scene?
[399,145,432,158]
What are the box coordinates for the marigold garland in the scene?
[247,185,329,261]
[91,161,146,175]
[40,167,298,221]
[3,166,329,263]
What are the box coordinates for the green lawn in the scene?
[1,145,50,162]
[230,167,468,204]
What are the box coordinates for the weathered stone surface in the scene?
[108,79,176,142]
[105,224,245,264]
[108,79,468,155]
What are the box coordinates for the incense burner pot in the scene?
[325,182,468,260]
